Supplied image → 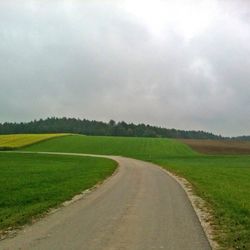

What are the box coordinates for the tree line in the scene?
[0,117,227,139]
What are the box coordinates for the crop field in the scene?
[0,134,69,150]
[0,152,117,232]
[24,135,250,249]
[181,139,250,155]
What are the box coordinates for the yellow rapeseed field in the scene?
[0,134,69,149]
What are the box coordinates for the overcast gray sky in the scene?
[0,0,250,136]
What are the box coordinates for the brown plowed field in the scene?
[180,139,250,155]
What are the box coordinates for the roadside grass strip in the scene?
[154,156,250,250]
[0,152,117,232]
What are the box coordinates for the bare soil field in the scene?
[180,139,250,155]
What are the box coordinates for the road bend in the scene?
[0,153,211,250]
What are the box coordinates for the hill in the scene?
[24,134,198,159]
[0,117,224,140]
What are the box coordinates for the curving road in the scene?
[0,154,211,250]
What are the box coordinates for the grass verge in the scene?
[0,152,117,232]
[154,156,250,250]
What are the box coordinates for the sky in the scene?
[0,0,250,136]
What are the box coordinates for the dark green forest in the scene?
[0,117,227,139]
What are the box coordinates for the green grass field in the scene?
[0,152,117,231]
[0,134,69,150]
[24,134,198,158]
[24,135,250,249]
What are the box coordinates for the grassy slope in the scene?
[0,152,117,231]
[0,134,69,150]
[25,135,250,249]
[24,135,197,158]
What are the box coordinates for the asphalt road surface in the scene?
[0,154,211,250]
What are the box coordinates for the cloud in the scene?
[0,0,250,136]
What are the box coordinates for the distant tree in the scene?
[0,117,231,140]
[109,120,116,127]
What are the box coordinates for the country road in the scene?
[0,153,211,250]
